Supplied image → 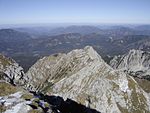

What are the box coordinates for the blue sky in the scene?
[0,0,150,24]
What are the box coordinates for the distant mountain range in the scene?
[14,25,102,36]
[14,25,150,36]
[0,25,150,71]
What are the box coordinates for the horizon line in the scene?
[0,22,150,27]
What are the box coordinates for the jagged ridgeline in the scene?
[0,46,150,113]
[26,46,150,113]
[110,49,150,80]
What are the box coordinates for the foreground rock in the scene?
[27,46,150,113]
[110,49,150,80]
[0,82,52,113]
[0,82,32,113]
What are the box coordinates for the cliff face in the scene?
[27,46,150,113]
[0,54,26,86]
[110,49,150,80]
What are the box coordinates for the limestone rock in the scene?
[110,49,150,80]
[0,54,26,86]
[27,46,150,113]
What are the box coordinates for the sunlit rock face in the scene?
[110,49,150,80]
[0,54,26,86]
[27,46,150,113]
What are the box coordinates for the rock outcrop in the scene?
[27,46,150,113]
[0,91,32,113]
[110,49,150,80]
[0,54,26,86]
[0,82,52,113]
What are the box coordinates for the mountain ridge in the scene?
[26,46,150,113]
[110,49,150,80]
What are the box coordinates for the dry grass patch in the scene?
[0,82,17,96]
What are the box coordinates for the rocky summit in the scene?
[110,49,150,80]
[26,46,150,113]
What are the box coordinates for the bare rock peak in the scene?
[26,46,150,113]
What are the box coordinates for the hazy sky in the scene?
[0,0,150,24]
